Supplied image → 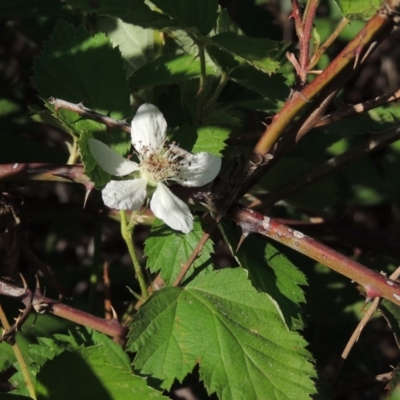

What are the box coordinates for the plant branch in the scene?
[228,204,400,307]
[0,163,93,189]
[232,3,397,202]
[120,210,149,300]
[48,97,131,133]
[0,279,128,345]
[316,87,400,127]
[253,6,393,158]
[329,266,400,386]
[300,0,319,81]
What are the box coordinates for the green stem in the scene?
[203,72,229,115]
[191,34,207,124]
[0,304,37,400]
[66,137,80,164]
[120,210,148,300]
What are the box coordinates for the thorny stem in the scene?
[300,0,319,65]
[48,97,131,133]
[330,266,400,386]
[252,6,394,157]
[289,0,319,84]
[316,87,400,127]
[0,303,37,400]
[0,163,94,197]
[227,87,400,145]
[120,210,149,300]
[0,280,127,344]
[229,204,400,307]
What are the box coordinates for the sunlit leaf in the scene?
[145,218,213,285]
[128,269,316,399]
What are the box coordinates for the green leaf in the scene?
[33,20,131,120]
[98,17,154,77]
[193,126,229,155]
[334,0,381,20]
[151,0,218,35]
[170,125,229,156]
[220,221,307,330]
[10,336,67,396]
[144,218,213,285]
[66,0,174,30]
[207,44,288,100]
[210,32,280,74]
[36,341,166,399]
[128,268,316,399]
[33,20,132,169]
[128,53,211,90]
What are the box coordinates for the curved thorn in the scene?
[110,306,118,320]
[19,273,28,290]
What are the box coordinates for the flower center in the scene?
[139,145,182,185]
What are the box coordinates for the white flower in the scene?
[88,103,221,233]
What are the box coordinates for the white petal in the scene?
[150,183,193,234]
[131,104,167,154]
[176,152,221,187]
[102,179,147,210]
[88,139,139,176]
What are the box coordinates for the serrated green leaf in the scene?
[145,218,213,285]
[170,125,229,156]
[335,0,381,20]
[151,0,218,35]
[33,20,131,166]
[36,343,166,399]
[207,44,288,101]
[33,20,131,119]
[0,341,15,372]
[128,268,316,399]
[128,53,211,90]
[220,221,307,330]
[67,0,174,30]
[210,32,280,74]
[10,336,67,396]
[193,126,229,155]
[98,17,154,77]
